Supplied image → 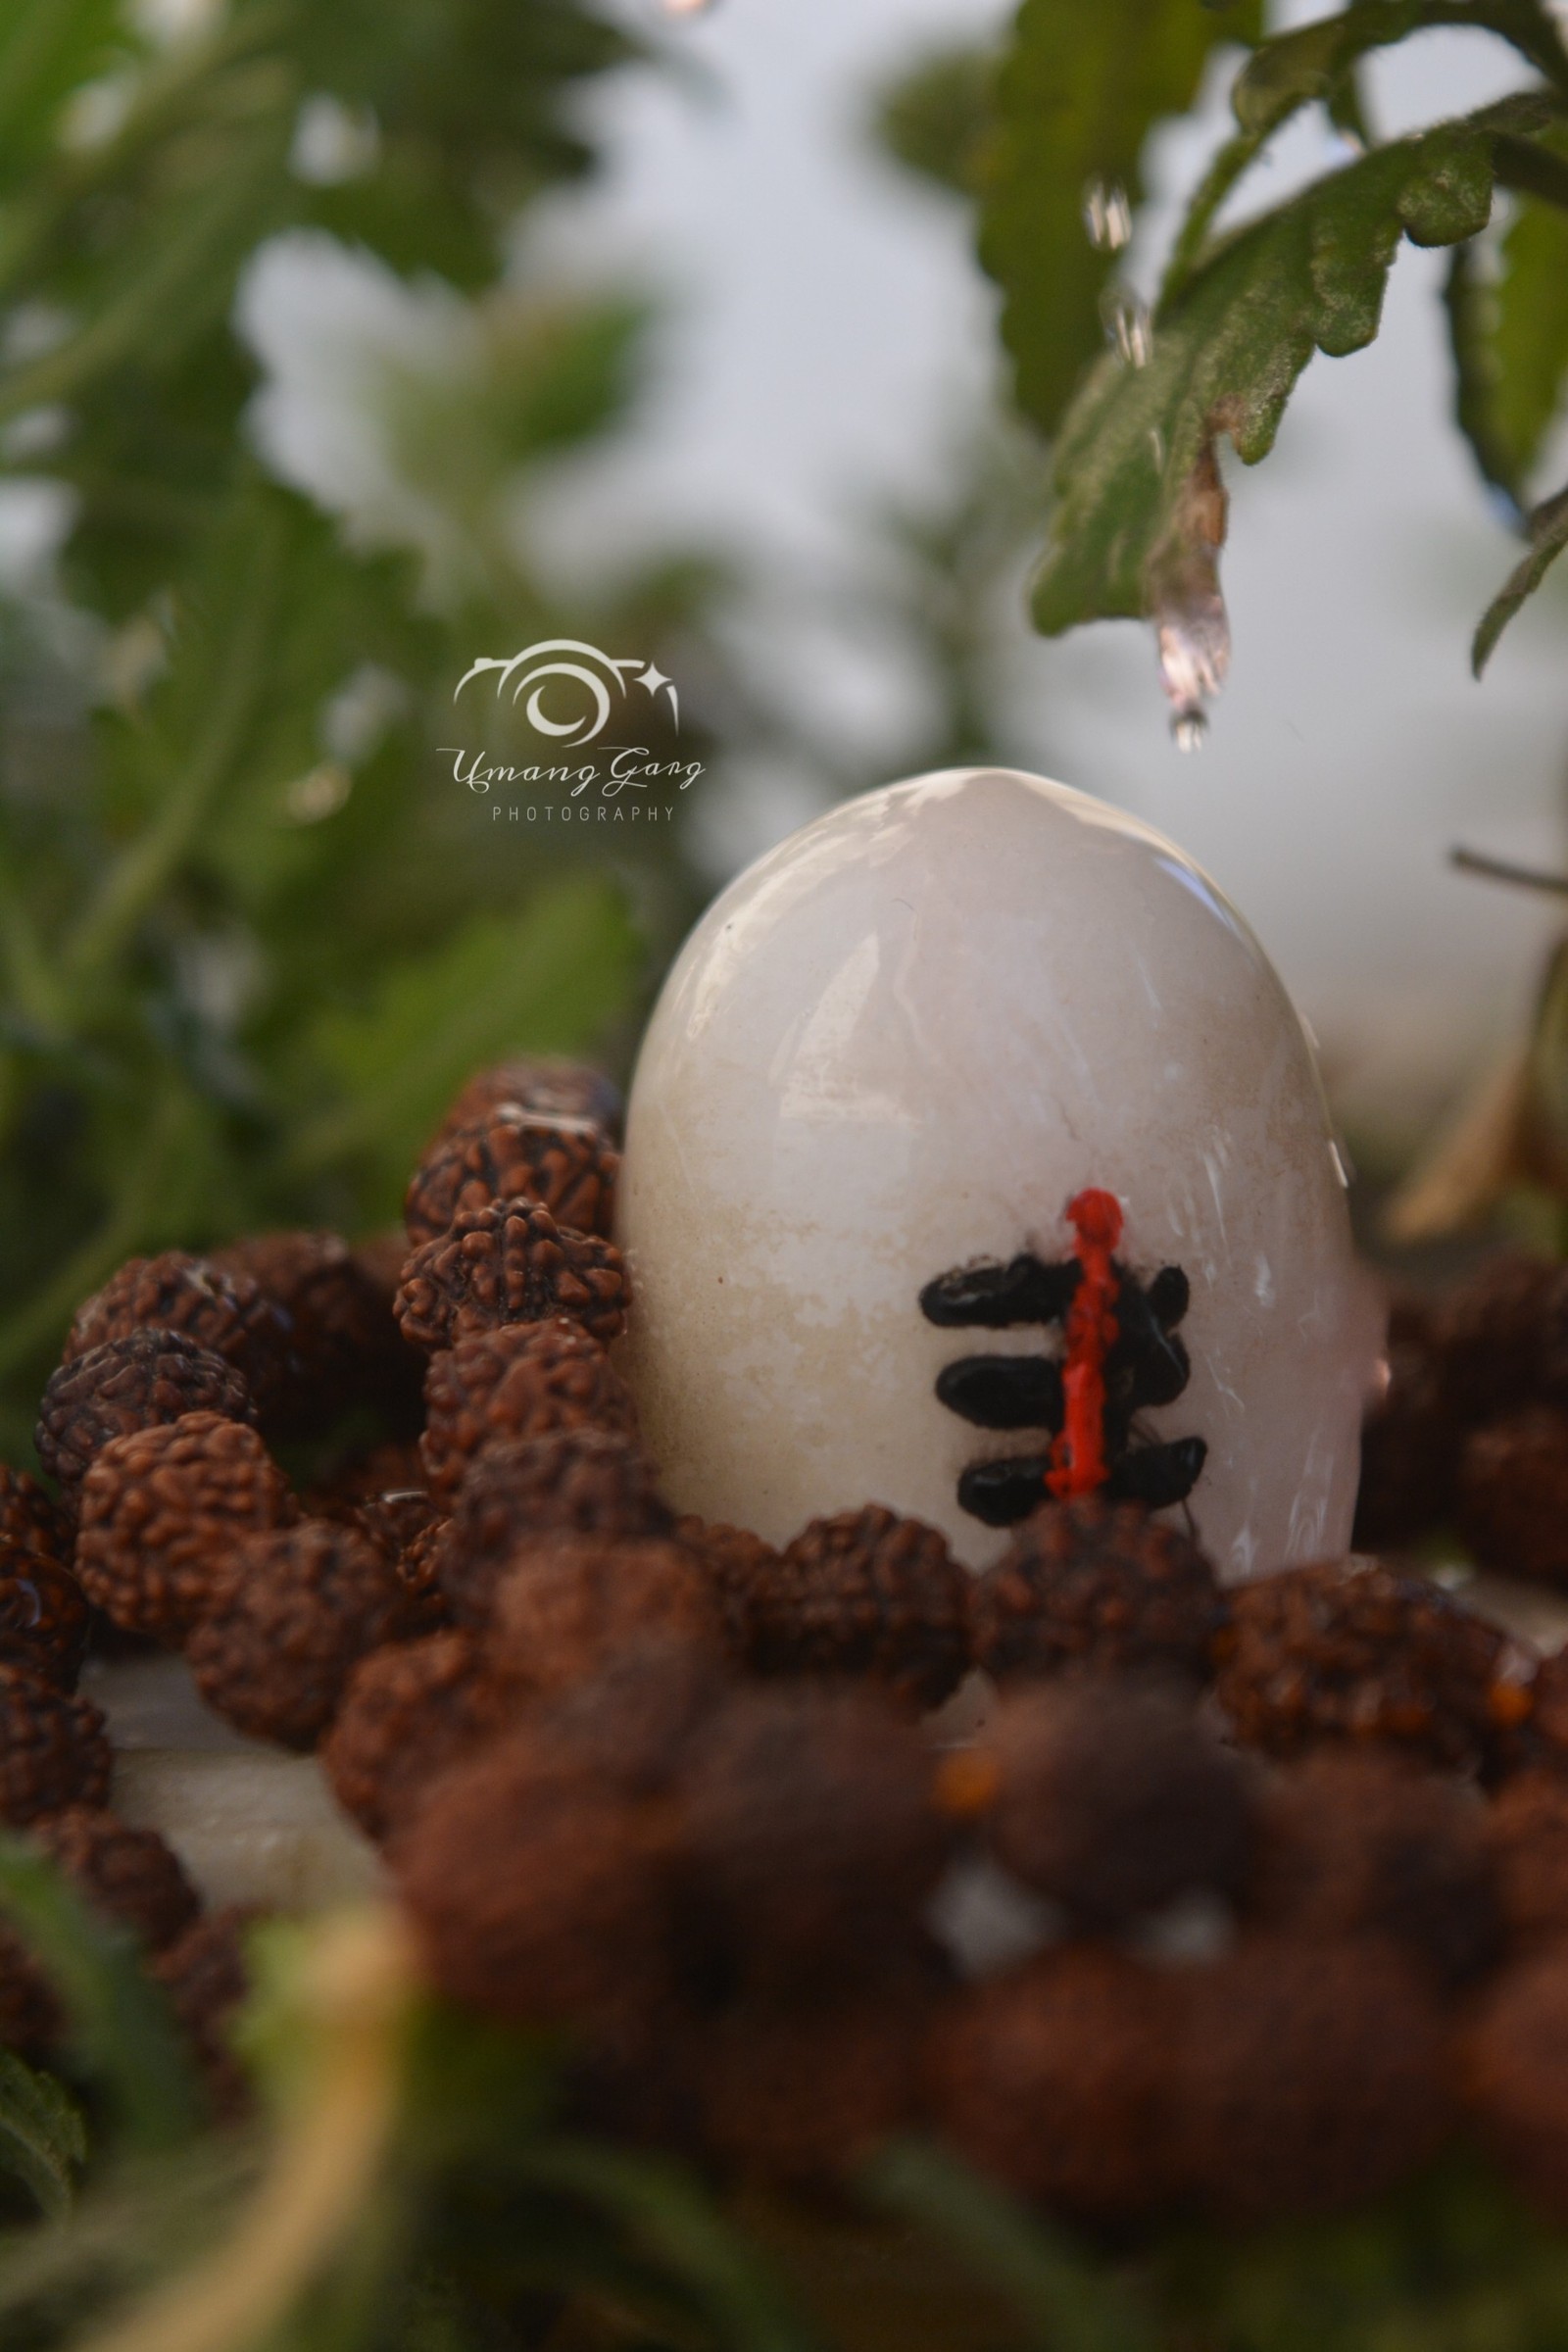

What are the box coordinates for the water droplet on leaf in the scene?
[1157,597,1229,748]
[1101,289,1152,368]
[1083,178,1132,251]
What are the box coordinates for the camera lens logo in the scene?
[454,639,678,745]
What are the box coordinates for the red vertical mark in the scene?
[1046,1187,1123,1500]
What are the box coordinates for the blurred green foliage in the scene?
[1,1879,1567,2352]
[874,45,996,202]
[0,0,736,1461]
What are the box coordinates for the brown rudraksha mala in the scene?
[968,1495,1225,1688]
[74,1412,297,1638]
[395,1200,627,1353]
[740,1504,970,1711]
[36,1330,254,1500]
[405,1108,619,1248]
[419,1318,638,1507]
[21,1057,1568,2230]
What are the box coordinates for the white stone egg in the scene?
[615,766,1382,1580]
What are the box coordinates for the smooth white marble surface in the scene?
[616,766,1383,1579]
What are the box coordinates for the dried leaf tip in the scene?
[1152,446,1231,748]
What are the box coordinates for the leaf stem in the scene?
[862,2138,1157,2352]
[0,7,287,301]
[1493,128,1568,209]
[0,828,71,1192]
[1452,845,1568,892]
[1168,4,1568,306]
[1159,128,1265,307]
[0,129,288,429]
[0,1081,191,1383]
[1459,0,1568,97]
[0,834,67,1036]
[62,506,285,989]
[0,1840,200,2153]
[1474,477,1568,672]
[76,1910,416,2352]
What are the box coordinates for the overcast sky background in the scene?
[521,0,1568,1159]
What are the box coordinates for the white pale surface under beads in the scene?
[85,1654,386,1911]
[616,767,1383,1581]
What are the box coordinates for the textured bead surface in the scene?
[492,1537,723,1697]
[36,1331,254,1499]
[432,1057,623,1150]
[0,1544,89,1688]
[406,1110,618,1247]
[0,1664,111,1823]
[75,1412,296,1637]
[420,1319,637,1507]
[32,1805,199,1951]
[323,1630,510,1840]
[928,1947,1177,2217]
[744,1504,970,1709]
[968,1497,1224,1687]
[440,1428,672,1626]
[1248,1748,1499,1988]
[1214,1557,1514,1774]
[1457,1408,1568,1585]
[186,1518,416,1749]
[0,1468,73,1563]
[396,1200,627,1353]
[65,1251,290,1418]
[980,1680,1251,1929]
[1170,1936,1452,2219]
[211,1229,402,1433]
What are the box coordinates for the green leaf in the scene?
[1473,477,1568,670]
[1150,2155,1568,2352]
[0,19,299,422]
[514,2139,822,2352]
[108,484,426,925]
[66,484,331,987]
[283,877,641,1211]
[1447,129,1568,504]
[1230,12,1385,139]
[289,0,640,273]
[1223,3,1568,140]
[1163,10,1567,304]
[861,2139,1157,2352]
[0,1838,202,2154]
[0,2132,259,2338]
[377,294,653,593]
[398,1997,559,2171]
[0,0,128,171]
[1032,104,1517,650]
[0,2047,86,2219]
[980,0,1263,441]
[875,44,997,200]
